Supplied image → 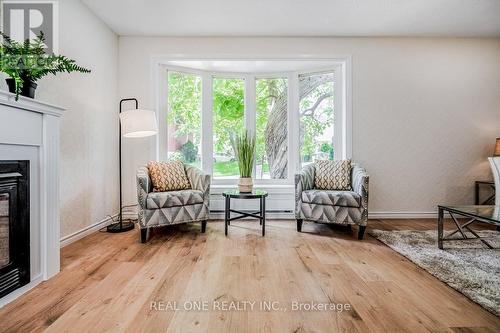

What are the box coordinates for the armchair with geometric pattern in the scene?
[136,163,210,243]
[295,163,369,239]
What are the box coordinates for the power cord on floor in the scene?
[98,204,140,232]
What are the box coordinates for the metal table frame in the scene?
[437,205,499,249]
[474,180,495,205]
[223,191,268,236]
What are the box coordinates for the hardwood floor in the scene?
[0,219,499,332]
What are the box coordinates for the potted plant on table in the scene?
[233,130,256,193]
[0,31,90,100]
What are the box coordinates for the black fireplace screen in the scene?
[0,161,30,298]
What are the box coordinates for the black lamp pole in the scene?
[107,98,137,233]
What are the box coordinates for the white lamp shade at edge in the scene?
[119,109,158,138]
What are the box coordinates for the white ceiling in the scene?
[82,0,500,37]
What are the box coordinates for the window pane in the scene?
[299,72,334,167]
[256,78,288,179]
[212,77,245,178]
[167,71,202,168]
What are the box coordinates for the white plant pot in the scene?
[488,157,500,206]
[238,177,253,193]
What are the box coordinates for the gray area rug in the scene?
[369,229,500,316]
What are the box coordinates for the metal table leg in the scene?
[438,207,444,249]
[227,197,231,226]
[475,182,479,205]
[449,213,468,239]
[439,207,497,249]
[262,196,266,237]
[223,193,267,237]
[224,196,229,236]
[259,197,262,225]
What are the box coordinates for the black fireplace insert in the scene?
[0,161,30,298]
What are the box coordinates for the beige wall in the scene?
[52,0,118,237]
[0,0,119,238]
[118,37,500,215]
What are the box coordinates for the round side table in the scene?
[222,189,268,236]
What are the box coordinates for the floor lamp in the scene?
[107,98,158,233]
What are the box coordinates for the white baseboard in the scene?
[60,214,117,247]
[0,274,43,308]
[368,211,438,219]
[59,209,441,248]
[59,211,138,248]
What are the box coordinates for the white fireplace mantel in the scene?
[0,90,65,306]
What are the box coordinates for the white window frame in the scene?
[160,66,205,165]
[297,66,345,165]
[253,74,291,184]
[155,57,352,187]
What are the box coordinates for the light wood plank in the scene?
[0,219,498,333]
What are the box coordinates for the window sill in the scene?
[211,184,293,189]
[210,183,294,195]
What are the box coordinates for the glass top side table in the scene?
[437,205,500,249]
[222,189,268,236]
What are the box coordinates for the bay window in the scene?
[161,61,349,186]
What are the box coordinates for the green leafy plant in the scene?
[320,142,334,159]
[168,151,184,162]
[0,31,90,100]
[180,140,198,163]
[232,130,256,178]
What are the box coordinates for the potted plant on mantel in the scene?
[0,31,90,100]
[233,130,256,193]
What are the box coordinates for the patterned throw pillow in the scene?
[147,160,191,192]
[314,160,352,191]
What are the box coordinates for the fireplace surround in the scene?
[0,91,64,306]
[0,161,30,298]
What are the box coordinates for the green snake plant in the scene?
[233,130,256,178]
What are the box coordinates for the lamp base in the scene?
[107,220,135,233]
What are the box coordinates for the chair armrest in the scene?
[185,164,211,202]
[352,164,369,210]
[136,166,152,209]
[295,164,315,207]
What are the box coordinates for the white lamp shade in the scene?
[119,109,158,138]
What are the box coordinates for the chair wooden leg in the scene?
[140,228,148,243]
[358,225,366,240]
[201,220,207,233]
[297,219,303,232]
